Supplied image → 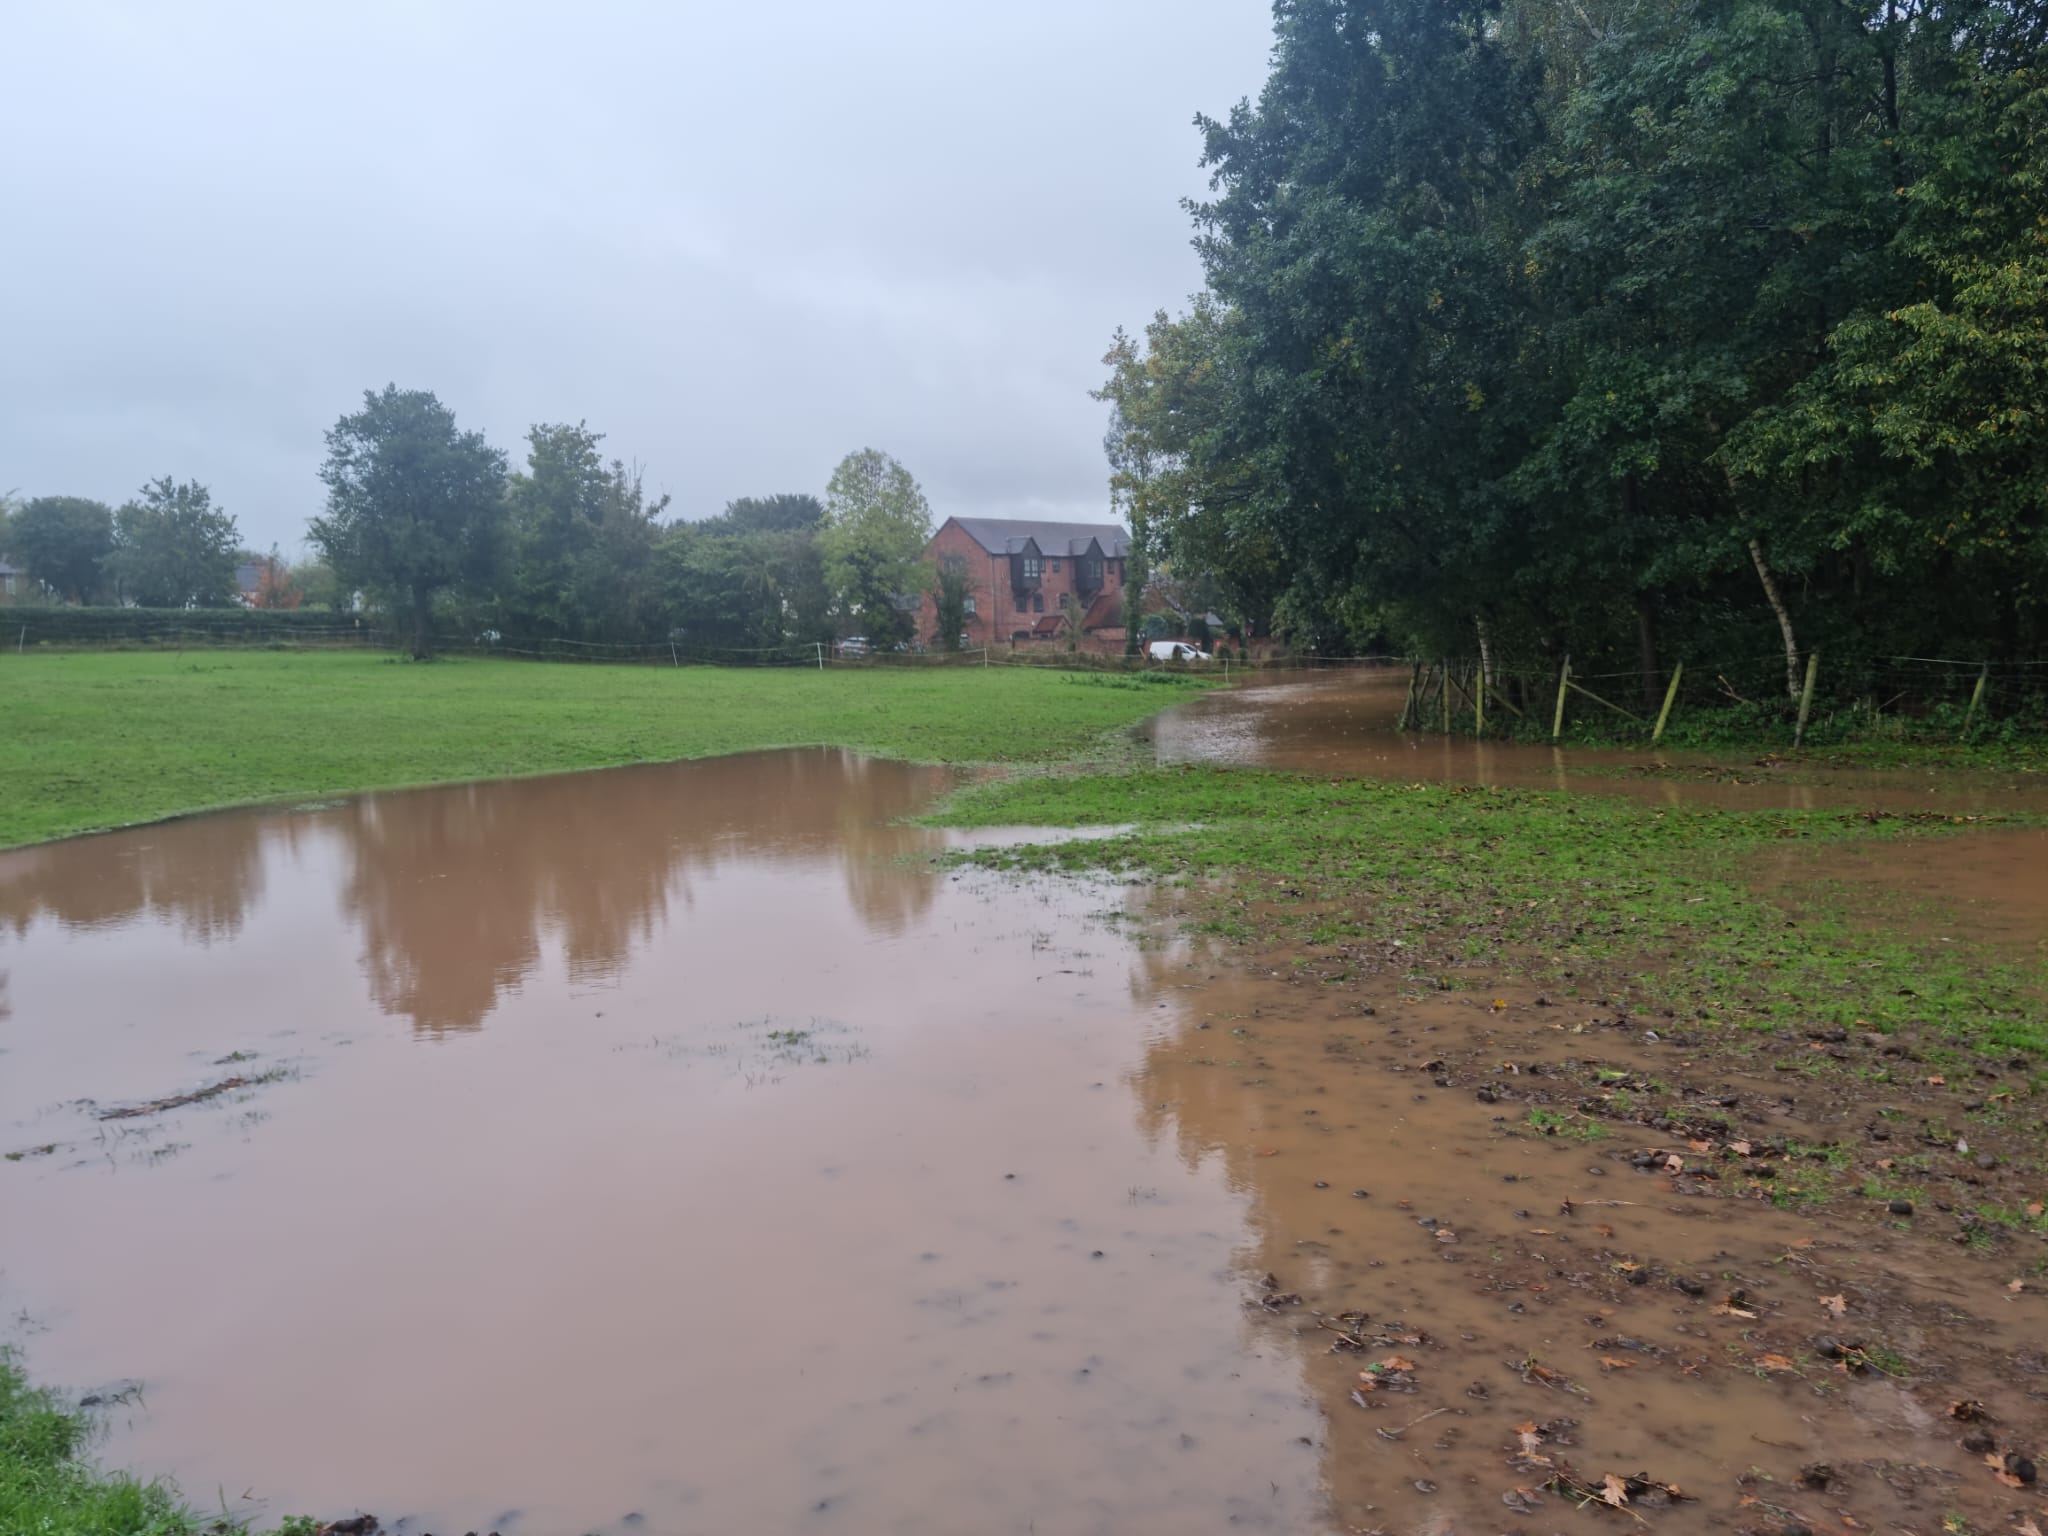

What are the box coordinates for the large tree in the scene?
[310,386,509,660]
[818,449,933,647]
[505,422,671,642]
[11,496,115,603]
[106,478,241,607]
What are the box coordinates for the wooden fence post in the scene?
[1441,658,1451,735]
[1551,655,1571,742]
[1651,662,1683,745]
[1475,662,1485,737]
[1794,651,1820,747]
[1400,661,1420,731]
[1961,662,1988,737]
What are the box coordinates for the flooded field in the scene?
[1150,667,2048,814]
[5,682,2044,1536]
[1,751,1325,1535]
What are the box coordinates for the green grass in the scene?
[929,766,2048,1063]
[0,1353,312,1535]
[0,652,1214,847]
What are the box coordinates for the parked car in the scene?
[837,636,869,657]
[1147,640,1211,662]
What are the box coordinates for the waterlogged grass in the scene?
[0,652,1212,847]
[0,1354,312,1536]
[930,766,2048,1064]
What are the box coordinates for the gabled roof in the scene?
[946,517,1132,559]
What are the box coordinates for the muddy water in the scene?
[1150,669,2048,813]
[1,751,1326,1535]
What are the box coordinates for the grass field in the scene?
[0,652,1211,848]
[931,765,2048,1067]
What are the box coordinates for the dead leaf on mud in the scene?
[1821,1293,1848,1317]
[1380,1354,1418,1372]
[1599,1473,1630,1507]
[1986,1450,2039,1488]
[2028,1201,2045,1219]
[1926,1074,1946,1086]
[1755,1353,1798,1372]
[1598,1356,1634,1371]
[1729,1138,1753,1155]
[1714,1296,1759,1319]
[2009,1278,2027,1295]
[1947,1399,1989,1422]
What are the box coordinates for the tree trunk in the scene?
[411,584,434,661]
[1748,538,1800,701]
[1474,615,1495,696]
[1634,594,1661,712]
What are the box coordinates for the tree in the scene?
[818,449,933,647]
[249,547,304,610]
[12,496,115,603]
[701,494,826,536]
[934,556,970,651]
[290,557,347,611]
[106,479,241,607]
[504,422,671,642]
[311,386,509,660]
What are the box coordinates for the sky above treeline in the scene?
[2,1,1274,553]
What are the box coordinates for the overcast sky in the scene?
[2,1,1274,553]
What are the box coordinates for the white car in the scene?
[1147,640,1211,661]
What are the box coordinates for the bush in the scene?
[5,606,375,649]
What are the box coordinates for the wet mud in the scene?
[5,693,2044,1535]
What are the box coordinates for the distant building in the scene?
[0,557,21,603]
[915,517,1134,650]
[234,563,264,606]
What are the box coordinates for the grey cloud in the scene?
[2,0,1272,549]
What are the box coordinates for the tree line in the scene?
[1101,0,2047,700]
[4,386,941,661]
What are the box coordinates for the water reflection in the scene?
[0,749,953,1035]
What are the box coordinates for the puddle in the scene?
[0,749,1326,1535]
[1148,670,2048,813]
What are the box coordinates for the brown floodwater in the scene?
[1148,668,2048,814]
[1,750,1328,1535]
[6,685,2043,1536]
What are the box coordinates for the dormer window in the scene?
[1022,555,1041,579]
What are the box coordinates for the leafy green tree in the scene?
[701,494,826,536]
[290,557,347,611]
[11,496,115,603]
[505,422,672,643]
[934,556,970,651]
[819,449,932,647]
[311,386,509,660]
[107,479,241,608]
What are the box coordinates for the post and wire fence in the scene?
[6,611,2040,742]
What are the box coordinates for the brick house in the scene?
[914,517,1134,650]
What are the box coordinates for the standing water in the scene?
[0,750,1324,1535]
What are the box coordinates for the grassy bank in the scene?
[932,766,2047,1069]
[0,652,1211,847]
[0,1354,308,1536]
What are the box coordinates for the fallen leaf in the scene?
[1595,1223,1615,1238]
[1381,1354,1417,1372]
[1729,1139,1754,1155]
[1600,1473,1630,1508]
[2009,1278,2026,1294]
[1599,1356,1634,1371]
[1756,1353,1797,1372]
[1714,1302,1759,1319]
[1789,1236,1814,1248]
[2029,1201,2045,1219]
[1663,1154,1684,1173]
[1821,1294,1848,1317]
[1987,1451,2027,1489]
[1877,1158,1895,1169]
[1926,1075,1946,1086]
[1688,1139,1712,1153]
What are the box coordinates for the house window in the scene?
[1031,592,1044,613]
[963,595,977,615]
[1022,555,1041,579]
[1050,559,1061,573]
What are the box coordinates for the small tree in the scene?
[311,386,508,660]
[934,556,969,651]
[106,479,240,607]
[12,496,115,603]
[251,548,304,609]
[819,448,932,648]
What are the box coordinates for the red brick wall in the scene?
[914,521,1130,647]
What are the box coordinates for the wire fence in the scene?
[5,610,2040,737]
